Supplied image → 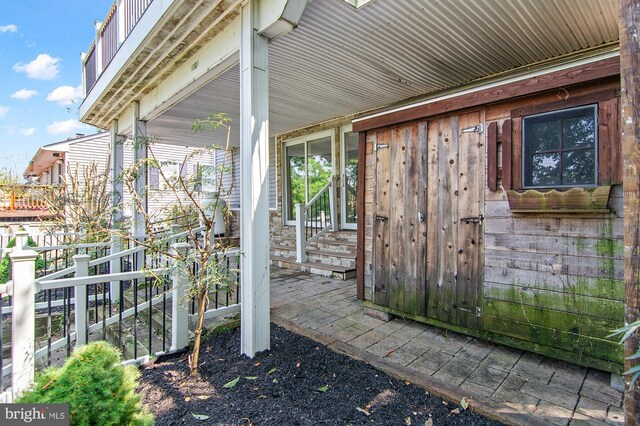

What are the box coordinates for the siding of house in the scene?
[361,78,624,372]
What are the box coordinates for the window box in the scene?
[506,185,611,213]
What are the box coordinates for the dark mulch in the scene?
[138,324,503,425]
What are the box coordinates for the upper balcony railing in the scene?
[82,0,154,96]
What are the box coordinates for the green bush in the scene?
[0,236,46,284]
[17,341,153,426]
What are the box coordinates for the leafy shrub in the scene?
[0,236,45,284]
[17,341,153,426]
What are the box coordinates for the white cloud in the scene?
[11,89,38,100]
[47,85,82,106]
[19,128,35,136]
[0,106,8,119]
[46,119,89,135]
[13,54,61,80]
[0,25,17,33]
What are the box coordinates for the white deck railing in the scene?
[294,175,337,263]
[0,226,240,402]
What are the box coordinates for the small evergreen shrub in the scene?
[18,341,154,426]
[0,236,45,284]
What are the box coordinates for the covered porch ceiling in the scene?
[146,0,619,148]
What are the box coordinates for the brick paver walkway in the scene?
[269,267,624,426]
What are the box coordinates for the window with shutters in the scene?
[489,90,621,212]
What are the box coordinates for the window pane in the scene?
[344,131,359,224]
[563,114,595,149]
[562,149,595,185]
[286,144,305,220]
[307,136,333,200]
[528,119,561,152]
[527,153,560,187]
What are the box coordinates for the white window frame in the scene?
[340,124,358,230]
[281,129,335,226]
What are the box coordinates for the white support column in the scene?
[240,0,270,357]
[10,249,38,397]
[74,255,90,346]
[132,101,148,240]
[110,120,125,301]
[329,176,337,231]
[171,242,191,352]
[295,203,306,263]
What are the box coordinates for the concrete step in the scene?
[306,238,356,255]
[314,230,357,244]
[270,254,355,280]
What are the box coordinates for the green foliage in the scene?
[0,236,45,284]
[610,320,640,388]
[17,341,153,426]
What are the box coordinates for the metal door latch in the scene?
[460,214,484,224]
[374,143,389,151]
[461,124,484,133]
[375,215,388,221]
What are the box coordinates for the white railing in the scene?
[295,175,337,263]
[0,226,240,402]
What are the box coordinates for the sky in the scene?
[0,1,113,179]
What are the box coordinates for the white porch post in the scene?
[10,248,38,396]
[132,102,148,274]
[110,120,124,301]
[74,254,90,346]
[170,242,191,352]
[240,0,270,357]
[132,102,148,239]
[295,203,306,263]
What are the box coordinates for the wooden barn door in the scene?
[426,111,485,330]
[372,123,428,316]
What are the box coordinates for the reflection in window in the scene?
[285,135,333,221]
[523,105,597,188]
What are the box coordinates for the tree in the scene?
[120,113,238,375]
[46,159,112,244]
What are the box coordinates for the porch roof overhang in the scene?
[79,0,620,146]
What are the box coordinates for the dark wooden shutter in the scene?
[598,97,622,185]
[501,119,512,190]
[487,121,498,192]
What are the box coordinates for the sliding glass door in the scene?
[284,130,334,224]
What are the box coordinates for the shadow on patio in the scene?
[270,267,624,426]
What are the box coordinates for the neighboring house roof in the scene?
[23,132,106,178]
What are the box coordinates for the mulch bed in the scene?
[138,324,503,425]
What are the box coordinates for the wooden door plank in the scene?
[426,120,441,318]
[388,126,405,311]
[437,116,458,324]
[417,121,429,317]
[456,111,484,329]
[401,123,422,315]
[373,129,391,307]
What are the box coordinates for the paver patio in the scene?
[269,267,624,426]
